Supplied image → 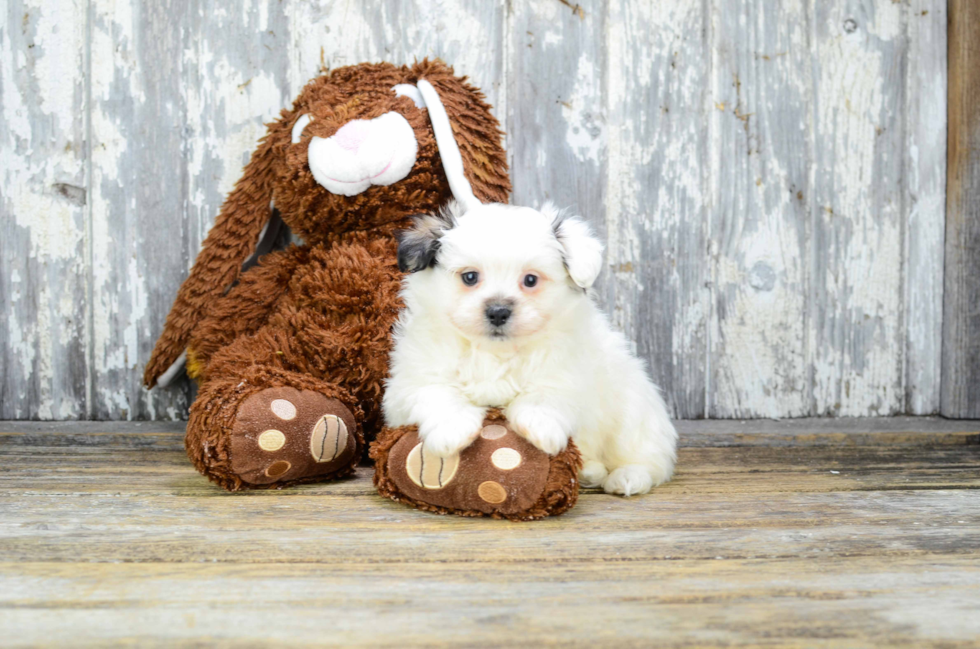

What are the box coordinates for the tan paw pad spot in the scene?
[257,429,286,452]
[406,443,459,490]
[491,447,522,470]
[477,480,507,504]
[310,415,348,463]
[270,399,297,420]
[265,460,291,478]
[480,425,508,440]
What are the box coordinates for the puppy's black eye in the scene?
[523,274,538,288]
[461,271,479,286]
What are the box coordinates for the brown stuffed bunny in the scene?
[144,60,580,519]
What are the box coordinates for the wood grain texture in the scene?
[904,0,946,414]
[1,558,979,647]
[708,0,810,418]
[809,0,907,416]
[2,437,979,499]
[88,0,189,420]
[288,1,507,118]
[601,0,710,418]
[0,0,89,419]
[942,0,980,418]
[0,426,977,645]
[0,0,957,420]
[507,0,606,216]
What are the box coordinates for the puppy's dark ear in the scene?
[396,209,457,273]
[543,202,604,289]
[397,224,440,273]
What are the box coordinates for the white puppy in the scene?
[383,201,677,496]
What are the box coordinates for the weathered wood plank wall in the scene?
[1,0,88,419]
[0,0,951,420]
[942,0,980,418]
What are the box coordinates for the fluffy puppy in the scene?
[383,201,677,496]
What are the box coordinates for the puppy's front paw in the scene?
[602,465,654,497]
[579,460,609,488]
[510,408,569,456]
[418,410,485,458]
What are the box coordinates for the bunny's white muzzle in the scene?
[306,112,418,196]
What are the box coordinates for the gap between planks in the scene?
[1,417,978,447]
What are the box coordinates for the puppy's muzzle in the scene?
[485,303,512,327]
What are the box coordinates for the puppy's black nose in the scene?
[485,304,512,327]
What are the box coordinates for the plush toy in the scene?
[373,411,581,521]
[144,60,581,519]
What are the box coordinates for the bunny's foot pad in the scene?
[371,414,581,521]
[229,387,361,486]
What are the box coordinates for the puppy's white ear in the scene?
[545,203,604,289]
[396,205,458,273]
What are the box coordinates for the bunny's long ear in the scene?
[412,60,511,205]
[143,121,286,388]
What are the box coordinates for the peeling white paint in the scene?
[184,49,283,245]
[289,3,379,93]
[289,1,506,116]
[562,54,604,163]
[903,0,946,414]
[705,1,811,418]
[808,0,907,416]
[0,0,949,420]
[1,0,88,419]
[866,1,904,41]
[601,0,709,416]
[29,0,84,141]
[90,0,133,417]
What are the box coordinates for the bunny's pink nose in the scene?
[333,120,370,152]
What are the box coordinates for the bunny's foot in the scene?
[186,375,364,491]
[226,387,359,486]
[371,410,581,521]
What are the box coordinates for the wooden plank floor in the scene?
[1,420,979,647]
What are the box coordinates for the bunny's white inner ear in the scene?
[417,79,480,212]
[156,351,186,388]
[392,84,426,109]
[291,114,313,144]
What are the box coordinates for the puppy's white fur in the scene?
[383,202,677,496]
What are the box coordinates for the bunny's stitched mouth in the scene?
[324,159,393,184]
